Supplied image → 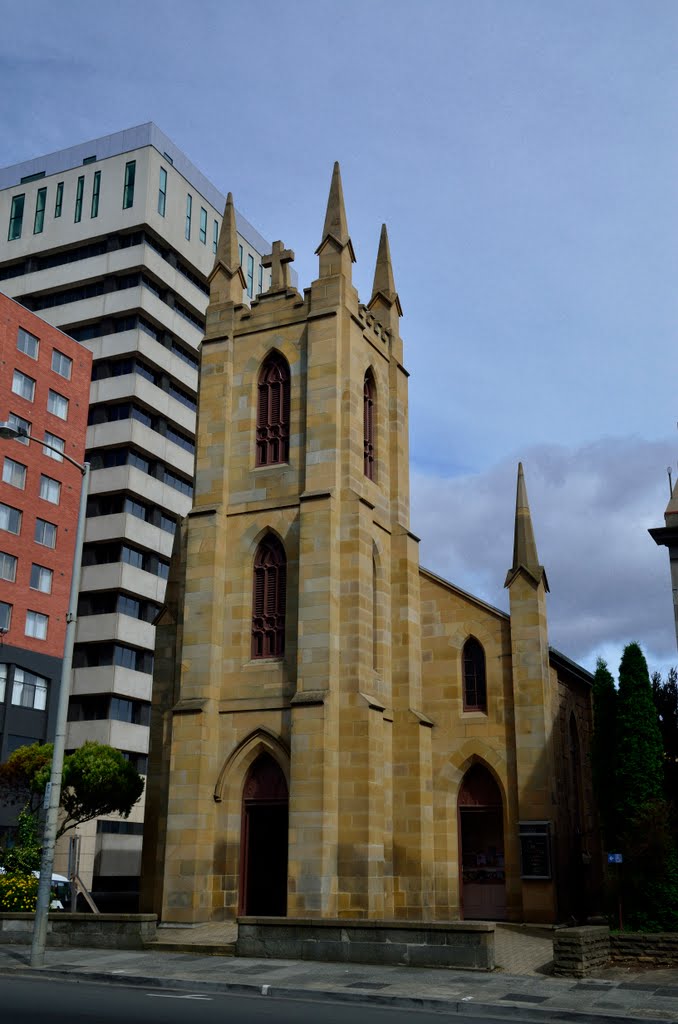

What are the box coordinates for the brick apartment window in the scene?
[158,167,167,216]
[0,503,22,535]
[47,389,69,420]
[0,552,17,582]
[51,350,73,379]
[363,369,375,480]
[8,413,31,444]
[123,161,136,209]
[33,187,47,234]
[34,518,57,548]
[12,370,36,402]
[74,175,84,223]
[463,637,487,712]
[213,219,218,254]
[256,354,290,466]
[247,254,254,298]
[54,181,64,218]
[251,535,286,659]
[39,475,61,504]
[199,207,207,244]
[43,432,65,461]
[2,458,26,490]
[30,564,53,593]
[0,663,6,702]
[90,170,101,218]
[0,601,11,633]
[25,610,48,640]
[17,327,39,359]
[185,193,192,240]
[8,194,25,240]
[12,667,48,710]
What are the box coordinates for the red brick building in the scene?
[0,293,91,825]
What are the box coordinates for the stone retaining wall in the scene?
[553,926,610,977]
[611,932,678,968]
[237,917,494,969]
[0,913,156,949]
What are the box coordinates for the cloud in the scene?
[411,435,677,676]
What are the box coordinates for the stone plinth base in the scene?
[0,913,157,949]
[553,926,610,977]
[237,917,494,970]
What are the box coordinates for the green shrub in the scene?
[0,871,38,912]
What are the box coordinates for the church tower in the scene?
[141,166,432,923]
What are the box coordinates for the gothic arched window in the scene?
[256,354,290,467]
[363,370,375,480]
[463,637,487,712]
[251,535,287,659]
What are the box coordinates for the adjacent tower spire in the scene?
[208,193,246,305]
[315,162,355,279]
[368,223,402,331]
[505,463,549,590]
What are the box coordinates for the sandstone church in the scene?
[140,165,599,926]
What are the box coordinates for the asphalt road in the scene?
[0,974,568,1024]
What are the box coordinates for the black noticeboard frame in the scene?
[519,821,552,880]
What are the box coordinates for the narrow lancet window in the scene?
[256,354,290,466]
[251,535,287,658]
[363,370,375,480]
[463,637,487,712]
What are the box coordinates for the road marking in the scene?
[262,984,270,995]
[146,993,212,1000]
[462,996,474,1001]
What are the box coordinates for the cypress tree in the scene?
[591,658,618,847]
[615,642,664,824]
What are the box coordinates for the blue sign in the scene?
[607,853,623,864]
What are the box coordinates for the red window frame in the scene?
[463,637,487,712]
[251,535,287,659]
[256,355,290,467]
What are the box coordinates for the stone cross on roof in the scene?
[262,240,295,292]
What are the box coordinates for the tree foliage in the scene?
[0,742,144,839]
[615,642,664,825]
[591,658,618,847]
[652,666,678,808]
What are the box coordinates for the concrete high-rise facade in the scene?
[0,124,273,899]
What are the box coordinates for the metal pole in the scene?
[30,461,90,967]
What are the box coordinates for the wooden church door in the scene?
[458,763,507,920]
[240,754,289,916]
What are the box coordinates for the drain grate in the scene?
[346,981,389,990]
[501,992,548,1004]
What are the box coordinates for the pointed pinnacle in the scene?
[505,463,548,590]
[370,223,402,314]
[215,192,240,271]
[323,162,349,244]
[316,162,356,261]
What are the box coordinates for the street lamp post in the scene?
[0,422,90,968]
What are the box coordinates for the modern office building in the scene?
[0,124,273,898]
[0,294,91,839]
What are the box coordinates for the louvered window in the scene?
[364,370,375,480]
[251,536,287,658]
[256,355,290,466]
[463,637,487,712]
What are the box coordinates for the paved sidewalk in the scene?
[1,941,678,1021]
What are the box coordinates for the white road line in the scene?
[146,993,213,1000]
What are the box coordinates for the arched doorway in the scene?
[458,763,506,920]
[239,753,289,916]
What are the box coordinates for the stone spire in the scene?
[368,223,403,322]
[504,463,549,590]
[208,192,246,305]
[315,162,355,277]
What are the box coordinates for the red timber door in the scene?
[240,754,289,916]
[458,763,507,920]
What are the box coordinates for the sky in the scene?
[1,0,676,677]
